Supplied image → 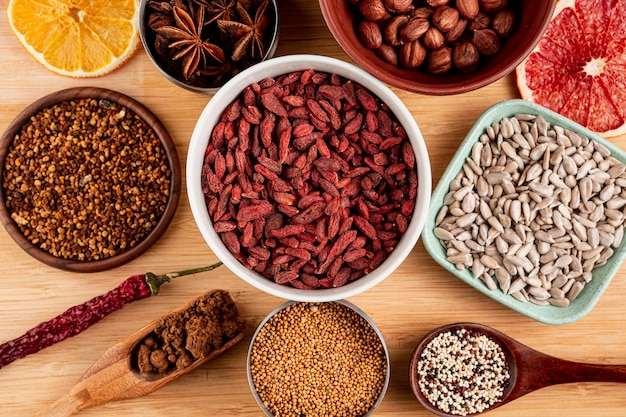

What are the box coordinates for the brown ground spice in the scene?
[2,98,171,261]
[135,290,245,374]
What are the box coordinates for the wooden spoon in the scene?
[409,322,626,416]
[32,290,245,417]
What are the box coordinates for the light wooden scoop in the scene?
[32,290,245,417]
[409,322,626,416]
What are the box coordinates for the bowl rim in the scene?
[0,86,181,273]
[421,98,626,325]
[138,0,281,95]
[186,53,432,301]
[318,0,558,95]
[246,299,391,417]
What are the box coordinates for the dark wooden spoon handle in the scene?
[503,333,626,401]
[410,323,626,417]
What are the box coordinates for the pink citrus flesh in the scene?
[517,0,626,137]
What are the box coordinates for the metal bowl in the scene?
[247,300,391,417]
[139,0,280,94]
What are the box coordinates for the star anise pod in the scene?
[217,0,271,62]
[199,59,233,87]
[192,0,237,25]
[155,5,226,79]
[146,1,174,30]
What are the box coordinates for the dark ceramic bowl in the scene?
[319,0,557,95]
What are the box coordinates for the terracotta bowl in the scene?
[319,0,557,95]
[0,87,181,273]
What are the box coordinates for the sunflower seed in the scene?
[566,281,585,301]
[480,254,500,269]
[434,227,455,240]
[495,268,511,293]
[447,253,473,264]
[434,114,626,308]
[548,297,570,307]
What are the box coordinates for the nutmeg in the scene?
[492,8,516,37]
[445,17,467,43]
[432,6,459,32]
[358,20,383,49]
[384,15,409,46]
[456,0,479,20]
[376,43,399,65]
[411,6,435,19]
[427,45,453,74]
[478,0,508,13]
[472,28,501,57]
[400,18,429,44]
[383,0,413,14]
[399,41,427,68]
[423,26,445,50]
[453,41,480,72]
[468,11,491,32]
[359,0,388,21]
[426,0,451,6]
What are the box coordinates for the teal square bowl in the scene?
[422,99,626,325]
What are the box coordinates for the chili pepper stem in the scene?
[144,261,223,295]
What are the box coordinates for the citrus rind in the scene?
[7,0,140,78]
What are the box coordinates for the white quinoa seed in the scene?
[417,329,510,416]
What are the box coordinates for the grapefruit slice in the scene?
[516,0,626,137]
[7,0,139,77]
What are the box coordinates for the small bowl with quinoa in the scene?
[186,54,432,302]
[422,99,626,325]
[247,300,390,417]
[0,87,181,273]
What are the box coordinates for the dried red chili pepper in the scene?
[0,262,222,369]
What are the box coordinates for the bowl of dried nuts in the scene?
[139,0,279,94]
[319,0,557,95]
[0,87,181,273]
[186,54,432,302]
[422,99,626,324]
[247,300,390,417]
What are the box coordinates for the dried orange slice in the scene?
[7,0,139,77]
[516,0,626,137]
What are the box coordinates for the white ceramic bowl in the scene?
[187,54,431,301]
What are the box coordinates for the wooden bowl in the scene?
[0,87,181,273]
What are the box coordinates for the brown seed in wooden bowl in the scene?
[0,87,181,272]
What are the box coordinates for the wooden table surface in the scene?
[1,1,626,416]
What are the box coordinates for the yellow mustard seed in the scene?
[250,302,387,417]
